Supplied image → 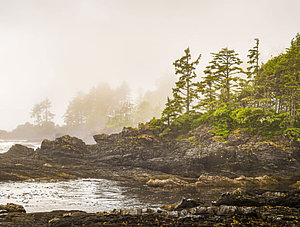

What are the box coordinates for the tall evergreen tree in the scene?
[173,48,201,114]
[31,103,43,126]
[247,38,260,80]
[282,33,300,125]
[40,98,55,123]
[197,69,218,111]
[205,48,243,103]
[31,98,55,125]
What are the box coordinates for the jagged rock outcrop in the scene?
[91,125,300,179]
[0,125,299,186]
[40,135,87,153]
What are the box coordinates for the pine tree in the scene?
[40,98,55,123]
[205,48,243,104]
[172,48,201,114]
[161,96,183,126]
[197,69,218,111]
[31,98,55,126]
[283,33,300,125]
[247,38,260,80]
[31,103,43,126]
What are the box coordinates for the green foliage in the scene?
[150,117,166,133]
[155,34,300,141]
[172,48,201,114]
[231,107,264,134]
[203,48,243,104]
[211,105,235,138]
[247,38,260,80]
[284,128,300,142]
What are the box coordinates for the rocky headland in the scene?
[1,124,299,187]
[0,124,299,225]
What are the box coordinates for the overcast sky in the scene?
[0,0,299,130]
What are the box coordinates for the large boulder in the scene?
[41,135,86,153]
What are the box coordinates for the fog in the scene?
[0,0,299,133]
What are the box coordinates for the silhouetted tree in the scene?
[31,98,55,125]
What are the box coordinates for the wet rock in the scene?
[216,188,300,208]
[216,205,237,216]
[0,198,299,226]
[196,174,238,187]
[146,178,187,188]
[173,198,202,211]
[0,203,26,213]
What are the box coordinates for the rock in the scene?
[216,205,237,216]
[43,163,53,168]
[146,178,187,188]
[6,144,34,156]
[216,189,300,208]
[41,135,86,153]
[196,175,239,187]
[227,130,248,146]
[48,217,60,224]
[291,181,300,188]
[0,203,26,213]
[0,192,299,226]
[40,139,54,150]
[173,198,201,211]
[93,133,111,144]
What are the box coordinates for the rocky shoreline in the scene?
[1,189,299,226]
[0,125,299,189]
[0,124,299,225]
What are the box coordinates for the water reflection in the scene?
[0,179,156,213]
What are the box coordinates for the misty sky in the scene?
[0,0,299,130]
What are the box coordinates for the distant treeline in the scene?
[1,76,174,141]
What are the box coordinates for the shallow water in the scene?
[0,179,159,213]
[0,141,227,213]
[0,140,40,153]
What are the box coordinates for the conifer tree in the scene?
[161,96,183,126]
[172,48,201,114]
[283,33,300,125]
[247,38,260,80]
[205,48,243,103]
[197,69,218,111]
[31,103,43,126]
[31,98,55,126]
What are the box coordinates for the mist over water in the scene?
[0,0,299,132]
[0,140,40,154]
